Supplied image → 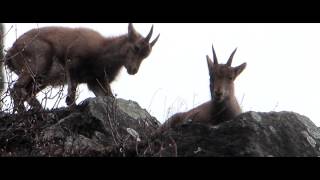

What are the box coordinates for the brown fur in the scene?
[160,46,246,131]
[5,23,160,112]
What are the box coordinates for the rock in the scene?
[1,97,319,157]
[152,111,320,157]
[0,97,160,156]
[39,97,160,156]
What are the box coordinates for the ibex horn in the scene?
[212,45,218,64]
[145,25,154,42]
[226,48,237,66]
[150,34,160,47]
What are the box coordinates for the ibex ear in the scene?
[128,23,138,42]
[206,55,214,76]
[234,62,247,77]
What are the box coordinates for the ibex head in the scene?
[124,23,160,75]
[206,45,246,103]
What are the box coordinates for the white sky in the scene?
[2,23,320,126]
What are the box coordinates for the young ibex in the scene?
[5,23,160,112]
[160,45,246,131]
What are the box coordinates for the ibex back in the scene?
[5,23,160,112]
[160,45,246,131]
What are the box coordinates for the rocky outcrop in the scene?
[0,97,319,157]
[153,111,320,157]
[0,97,160,156]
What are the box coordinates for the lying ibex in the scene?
[160,45,246,131]
[5,23,160,112]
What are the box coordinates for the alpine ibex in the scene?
[160,45,246,131]
[5,23,160,112]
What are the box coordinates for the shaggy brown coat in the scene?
[5,23,159,112]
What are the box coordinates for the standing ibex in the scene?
[160,45,246,131]
[5,23,160,112]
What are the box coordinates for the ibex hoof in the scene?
[12,105,26,114]
[66,96,75,106]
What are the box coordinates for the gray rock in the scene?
[0,97,160,156]
[153,111,320,157]
[37,97,160,156]
[1,97,319,157]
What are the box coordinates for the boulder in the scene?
[1,96,319,157]
[0,97,160,156]
[153,111,320,157]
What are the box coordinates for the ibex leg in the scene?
[87,78,113,98]
[11,73,33,113]
[65,60,78,107]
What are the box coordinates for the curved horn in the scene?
[226,48,237,66]
[150,34,160,47]
[145,25,154,42]
[212,45,218,64]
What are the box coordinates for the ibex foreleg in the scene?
[87,78,113,98]
[65,59,78,107]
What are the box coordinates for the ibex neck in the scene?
[102,35,129,62]
[212,95,242,123]
[97,35,129,82]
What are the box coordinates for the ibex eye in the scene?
[133,45,140,52]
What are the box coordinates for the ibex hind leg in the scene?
[11,74,48,113]
[25,82,47,112]
[24,43,56,110]
[11,73,33,113]
[11,57,53,113]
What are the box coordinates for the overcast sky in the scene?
[2,23,320,126]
